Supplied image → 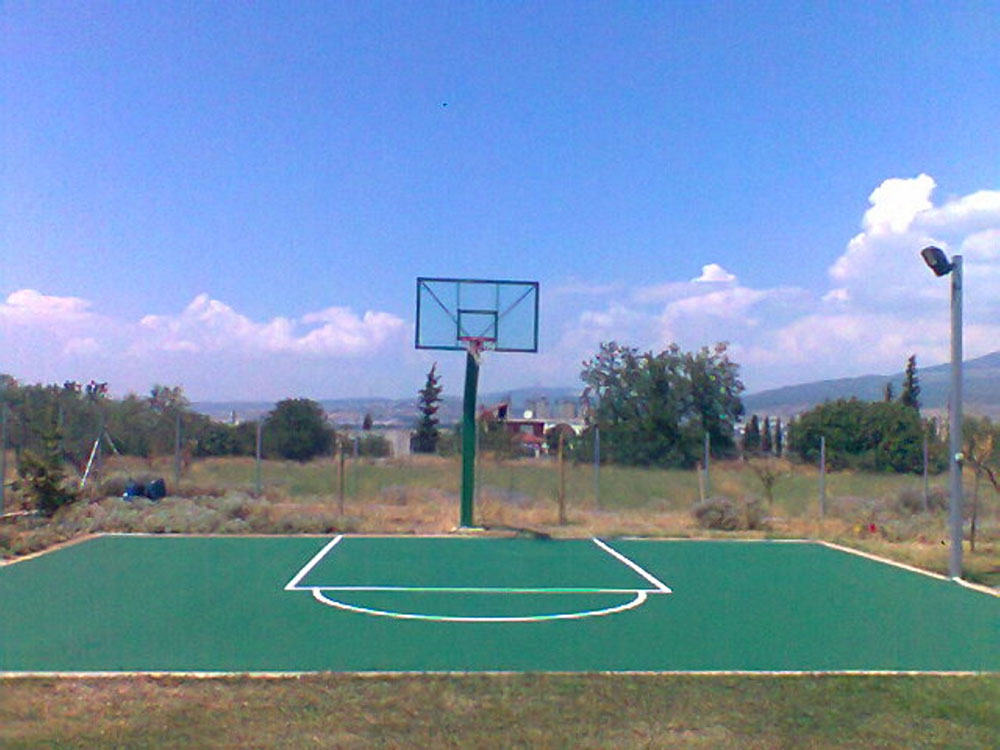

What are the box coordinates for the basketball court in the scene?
[1,534,996,675]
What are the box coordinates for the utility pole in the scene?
[920,246,964,579]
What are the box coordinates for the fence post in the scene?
[173,411,181,491]
[703,432,711,498]
[819,436,826,518]
[255,420,263,497]
[338,440,346,513]
[558,429,567,524]
[922,433,929,512]
[593,425,601,509]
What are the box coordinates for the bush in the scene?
[897,486,949,515]
[692,496,767,531]
[17,448,78,517]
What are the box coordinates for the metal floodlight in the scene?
[921,246,953,276]
[919,246,964,579]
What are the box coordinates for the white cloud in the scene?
[3,175,997,398]
[136,294,406,357]
[961,229,1000,261]
[827,176,1000,315]
[822,288,850,304]
[551,175,1000,392]
[0,289,96,327]
[861,173,936,234]
[692,263,737,283]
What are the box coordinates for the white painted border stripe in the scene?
[592,538,672,593]
[818,541,1000,598]
[306,585,660,594]
[311,589,649,622]
[1,669,993,678]
[284,535,343,591]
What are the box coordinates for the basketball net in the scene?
[460,336,494,365]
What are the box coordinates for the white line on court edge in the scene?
[819,541,1000,597]
[284,535,344,591]
[311,588,649,623]
[592,538,672,593]
[307,586,655,594]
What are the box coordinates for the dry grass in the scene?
[3,454,998,585]
[1,674,997,749]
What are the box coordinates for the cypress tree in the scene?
[744,414,761,452]
[901,355,921,411]
[761,416,772,453]
[414,363,443,453]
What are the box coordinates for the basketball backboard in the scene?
[415,277,539,353]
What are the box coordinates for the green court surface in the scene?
[1,534,997,674]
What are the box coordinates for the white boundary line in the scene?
[304,586,654,594]
[1,669,993,678]
[818,541,1000,598]
[285,535,671,622]
[592,538,672,593]
[284,535,343,591]
[312,589,649,623]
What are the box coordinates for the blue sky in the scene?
[3,2,999,401]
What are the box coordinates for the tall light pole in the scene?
[920,246,963,579]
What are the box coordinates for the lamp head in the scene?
[921,246,953,276]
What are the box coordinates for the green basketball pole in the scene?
[460,349,480,527]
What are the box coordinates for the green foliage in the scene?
[963,416,999,479]
[262,399,333,461]
[747,457,789,506]
[788,398,944,473]
[545,424,576,454]
[900,354,921,410]
[479,421,522,459]
[413,363,443,453]
[760,416,772,453]
[743,414,761,452]
[683,343,745,453]
[581,341,744,468]
[15,405,78,516]
[357,433,391,458]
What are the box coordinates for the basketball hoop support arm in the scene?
[461,349,479,527]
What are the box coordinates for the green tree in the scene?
[788,398,942,472]
[761,416,772,454]
[774,417,783,456]
[963,417,999,551]
[580,341,743,468]
[743,415,761,452]
[683,343,745,454]
[413,363,443,454]
[262,399,333,461]
[883,381,894,402]
[16,403,78,516]
[900,355,920,411]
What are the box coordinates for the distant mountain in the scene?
[193,351,1000,427]
[743,351,1000,419]
[192,386,583,427]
